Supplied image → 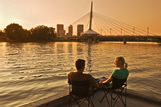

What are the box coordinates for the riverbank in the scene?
[0,36,161,43]
[21,89,161,107]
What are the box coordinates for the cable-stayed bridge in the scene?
[66,2,161,42]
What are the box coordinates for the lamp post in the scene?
[147,27,149,36]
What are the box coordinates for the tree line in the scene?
[0,23,56,42]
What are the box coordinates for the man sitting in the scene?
[68,59,99,95]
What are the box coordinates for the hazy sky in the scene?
[0,0,161,35]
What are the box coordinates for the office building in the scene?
[57,24,65,37]
[68,25,73,37]
[77,24,84,36]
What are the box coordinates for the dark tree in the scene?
[0,30,11,42]
[4,23,28,42]
[0,30,4,36]
[30,25,56,41]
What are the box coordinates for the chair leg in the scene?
[88,98,89,107]
[74,97,94,107]
[110,89,127,107]
[100,90,110,106]
[112,92,122,107]
[69,95,71,107]
[124,87,127,106]
[69,93,73,107]
[69,93,95,107]
[100,93,107,102]
[88,97,95,107]
[119,88,127,107]
[111,92,112,107]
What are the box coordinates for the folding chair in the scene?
[68,79,95,107]
[100,76,127,107]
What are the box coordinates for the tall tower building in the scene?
[77,24,84,36]
[68,25,73,37]
[57,24,65,37]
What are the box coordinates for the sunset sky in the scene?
[0,0,161,35]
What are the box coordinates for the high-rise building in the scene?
[68,25,73,37]
[57,24,65,37]
[77,24,84,36]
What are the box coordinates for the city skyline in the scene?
[0,0,161,35]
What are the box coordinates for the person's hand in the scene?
[99,80,103,84]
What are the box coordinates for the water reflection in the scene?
[86,42,92,72]
[0,42,161,107]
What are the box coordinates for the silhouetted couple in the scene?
[68,57,129,93]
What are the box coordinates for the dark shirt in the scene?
[68,72,99,88]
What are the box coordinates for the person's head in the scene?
[114,56,128,68]
[75,59,85,72]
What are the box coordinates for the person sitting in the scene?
[99,56,129,86]
[68,59,99,95]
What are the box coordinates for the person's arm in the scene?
[100,69,118,84]
[102,75,112,84]
[89,75,100,88]
[67,72,72,84]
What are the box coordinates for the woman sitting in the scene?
[99,56,129,87]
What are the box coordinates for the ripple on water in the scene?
[0,42,161,107]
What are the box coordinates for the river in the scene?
[0,42,161,107]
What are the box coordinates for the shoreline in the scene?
[21,89,161,107]
[0,40,160,44]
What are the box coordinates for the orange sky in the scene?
[0,0,161,35]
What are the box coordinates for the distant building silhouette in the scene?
[68,25,73,36]
[57,24,65,37]
[77,24,84,36]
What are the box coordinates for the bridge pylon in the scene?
[81,1,100,42]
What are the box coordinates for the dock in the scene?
[21,89,161,107]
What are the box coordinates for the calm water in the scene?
[0,42,161,107]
